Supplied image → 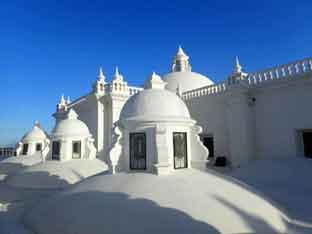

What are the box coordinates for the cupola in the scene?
[172,46,192,72]
[16,121,50,157]
[109,71,208,175]
[48,109,96,161]
[163,46,214,93]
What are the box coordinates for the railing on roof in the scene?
[182,81,228,100]
[182,57,312,100]
[104,83,142,96]
[128,86,143,95]
[0,147,16,157]
[247,57,312,85]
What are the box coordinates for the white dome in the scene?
[120,88,190,121]
[52,109,90,138]
[7,159,108,189]
[23,124,47,142]
[24,170,288,234]
[163,71,214,93]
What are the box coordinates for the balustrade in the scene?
[248,57,312,85]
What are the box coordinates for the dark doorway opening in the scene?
[36,143,42,152]
[173,132,188,169]
[22,144,29,155]
[202,136,214,159]
[130,133,146,170]
[72,141,81,159]
[52,141,60,160]
[303,132,312,158]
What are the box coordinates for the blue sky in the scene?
[1,0,312,146]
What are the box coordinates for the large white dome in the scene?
[24,170,288,234]
[52,109,90,138]
[120,88,190,121]
[163,71,214,93]
[23,123,48,142]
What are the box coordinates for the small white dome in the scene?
[52,109,90,138]
[120,89,190,121]
[23,122,48,142]
[163,71,214,93]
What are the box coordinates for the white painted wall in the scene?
[185,94,229,160]
[47,136,96,161]
[72,96,98,148]
[253,78,312,159]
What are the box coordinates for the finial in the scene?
[112,66,123,81]
[115,66,119,76]
[234,56,242,73]
[98,67,105,81]
[60,94,66,105]
[177,45,186,56]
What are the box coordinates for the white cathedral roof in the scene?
[52,109,90,138]
[24,170,288,234]
[120,72,191,122]
[22,121,48,142]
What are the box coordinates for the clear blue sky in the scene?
[1,0,312,146]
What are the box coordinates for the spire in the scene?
[234,56,242,74]
[60,94,66,106]
[172,46,191,72]
[228,56,248,84]
[177,45,187,57]
[115,66,119,76]
[112,66,123,81]
[56,94,68,112]
[97,67,105,82]
[66,96,71,104]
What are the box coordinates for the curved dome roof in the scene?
[23,122,48,142]
[120,86,190,122]
[163,71,214,93]
[52,109,90,138]
[24,170,288,234]
[7,159,108,189]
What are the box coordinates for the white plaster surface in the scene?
[0,154,43,181]
[228,157,312,224]
[24,169,288,234]
[6,159,108,189]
